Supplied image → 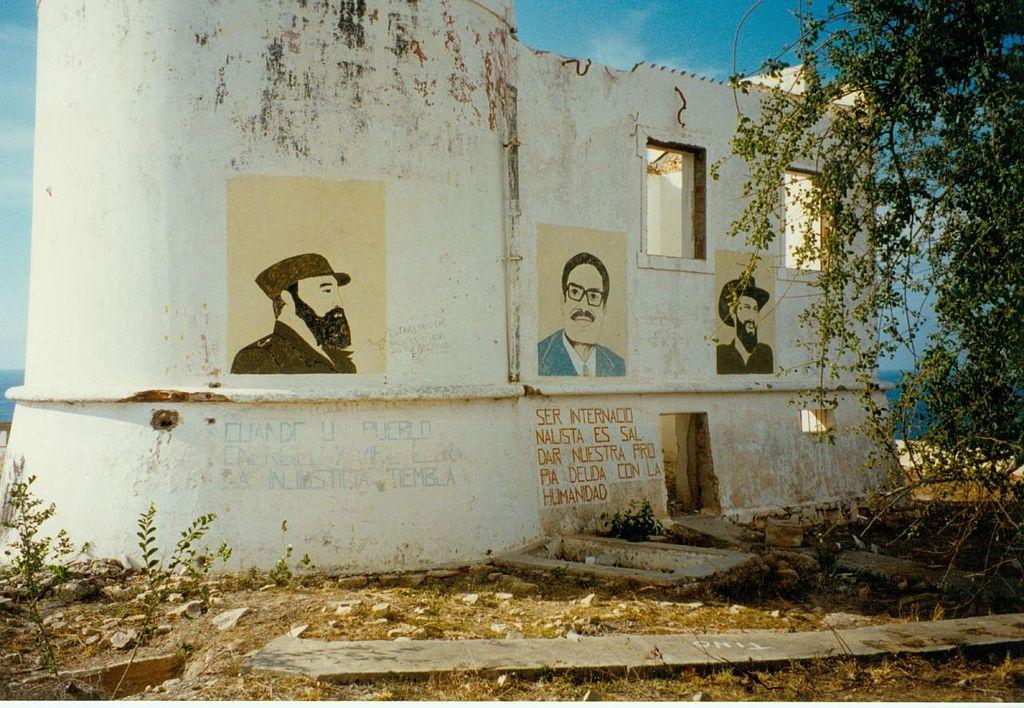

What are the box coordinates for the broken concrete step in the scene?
[836,551,972,590]
[64,653,182,698]
[495,534,756,586]
[665,515,759,550]
[244,613,1024,683]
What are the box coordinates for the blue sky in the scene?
[0,1,811,370]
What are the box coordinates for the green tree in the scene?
[723,0,1022,569]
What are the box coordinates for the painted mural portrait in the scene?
[538,251,626,377]
[231,254,356,374]
[227,177,387,376]
[715,276,774,374]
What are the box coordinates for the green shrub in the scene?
[602,499,663,542]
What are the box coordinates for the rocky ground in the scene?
[1,504,1022,701]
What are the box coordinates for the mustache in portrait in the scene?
[570,308,596,322]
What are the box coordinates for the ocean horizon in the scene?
[1,369,24,424]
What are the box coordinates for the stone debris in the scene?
[772,567,800,591]
[768,550,821,575]
[461,593,480,605]
[494,592,514,601]
[579,593,596,607]
[167,600,203,619]
[823,612,873,629]
[836,550,971,591]
[258,584,276,591]
[764,519,804,548]
[66,653,182,697]
[210,607,250,631]
[337,576,369,589]
[397,574,425,588]
[53,578,99,603]
[155,624,173,635]
[107,629,138,650]
[370,602,395,619]
[335,605,356,618]
[426,569,459,579]
[101,585,130,602]
[167,593,183,603]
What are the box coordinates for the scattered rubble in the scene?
[210,607,250,631]
[764,519,804,548]
[167,600,203,620]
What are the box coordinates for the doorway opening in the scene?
[658,413,719,515]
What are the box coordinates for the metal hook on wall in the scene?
[562,58,592,76]
[675,87,687,128]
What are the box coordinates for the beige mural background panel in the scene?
[227,176,387,373]
[537,224,628,364]
[713,250,776,371]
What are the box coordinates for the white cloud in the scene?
[580,6,725,80]
[585,31,647,71]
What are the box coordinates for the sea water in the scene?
[0,370,24,424]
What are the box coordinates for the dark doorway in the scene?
[658,413,719,515]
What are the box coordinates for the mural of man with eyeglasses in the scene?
[537,251,626,377]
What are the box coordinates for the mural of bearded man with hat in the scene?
[716,276,774,375]
[231,253,357,374]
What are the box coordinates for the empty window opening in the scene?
[658,413,719,515]
[784,169,830,270]
[800,408,835,434]
[646,142,706,260]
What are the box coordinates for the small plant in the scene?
[113,502,231,698]
[269,519,315,586]
[1,472,77,684]
[602,499,663,542]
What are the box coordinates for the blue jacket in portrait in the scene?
[537,329,626,377]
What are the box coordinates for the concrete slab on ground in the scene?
[493,535,755,586]
[244,613,1024,683]
[666,515,759,550]
[836,550,971,590]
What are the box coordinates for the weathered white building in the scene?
[2,0,883,571]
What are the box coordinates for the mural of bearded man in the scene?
[715,276,773,375]
[231,253,356,374]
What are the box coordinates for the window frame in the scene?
[638,134,711,274]
[779,166,830,278]
[799,407,836,434]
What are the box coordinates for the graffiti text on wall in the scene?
[535,406,661,507]
[221,418,458,493]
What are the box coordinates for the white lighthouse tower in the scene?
[4,0,884,571]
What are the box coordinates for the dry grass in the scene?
[2,561,1021,701]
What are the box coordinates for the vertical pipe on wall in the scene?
[502,67,523,382]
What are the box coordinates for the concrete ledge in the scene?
[5,378,889,405]
[244,613,1024,683]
